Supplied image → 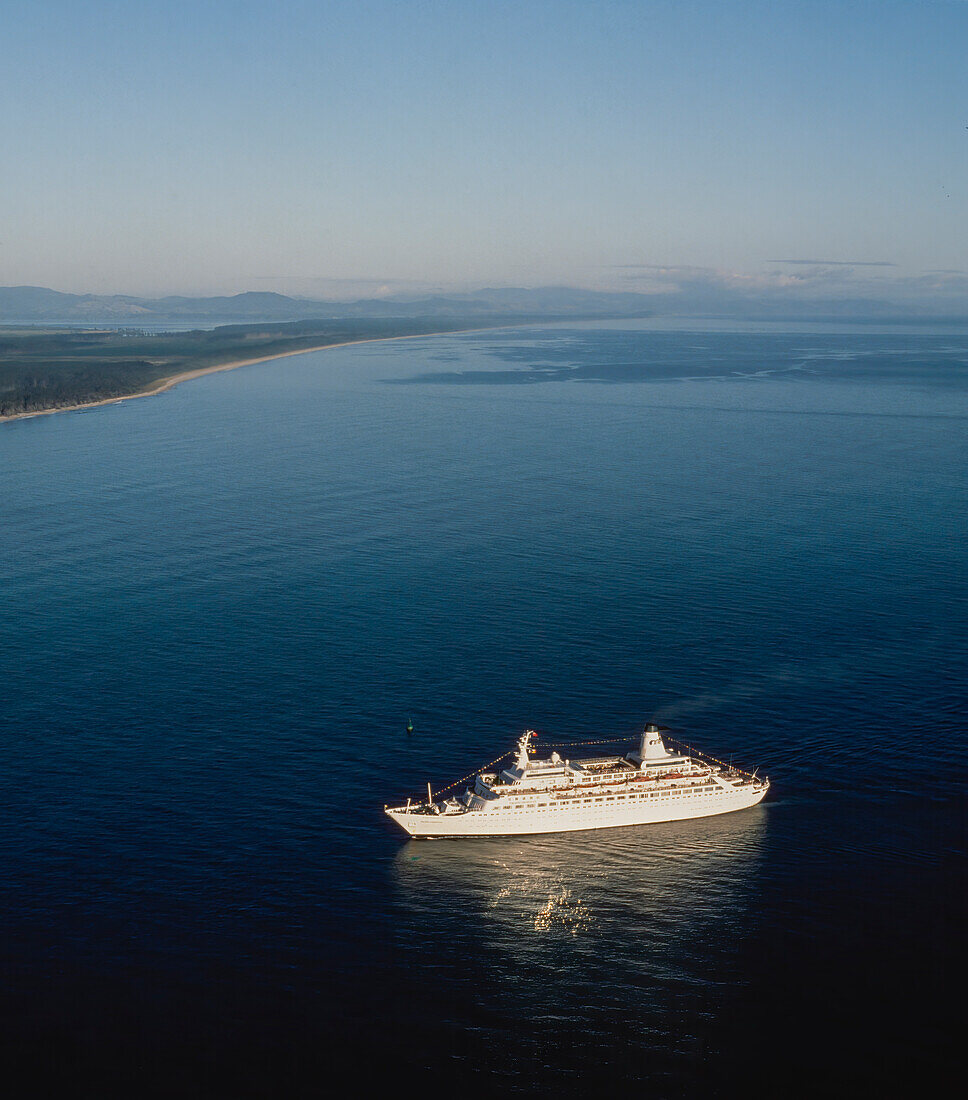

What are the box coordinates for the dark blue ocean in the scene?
[1,321,964,1097]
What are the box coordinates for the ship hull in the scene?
[387,783,767,839]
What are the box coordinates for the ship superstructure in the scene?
[385,724,769,839]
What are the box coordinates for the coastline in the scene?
[0,325,508,425]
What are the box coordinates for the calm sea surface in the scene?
[1,321,964,1096]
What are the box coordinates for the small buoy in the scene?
[406,717,414,734]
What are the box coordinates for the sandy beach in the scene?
[0,326,499,425]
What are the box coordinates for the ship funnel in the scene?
[635,723,674,765]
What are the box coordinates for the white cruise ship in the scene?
[385,724,769,839]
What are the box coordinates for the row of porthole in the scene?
[505,792,730,811]
[495,793,709,812]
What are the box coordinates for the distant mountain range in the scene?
[0,285,657,324]
[3,283,964,327]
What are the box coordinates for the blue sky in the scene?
[3,0,967,308]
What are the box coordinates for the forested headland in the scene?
[0,317,522,419]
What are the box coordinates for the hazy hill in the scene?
[0,285,656,324]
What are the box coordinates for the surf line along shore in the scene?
[0,323,517,425]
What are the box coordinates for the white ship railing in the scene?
[391,731,765,811]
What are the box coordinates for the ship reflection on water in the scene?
[393,807,767,988]
[389,809,769,1087]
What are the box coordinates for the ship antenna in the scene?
[427,781,433,806]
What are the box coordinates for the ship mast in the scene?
[513,729,533,775]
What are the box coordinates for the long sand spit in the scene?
[0,326,505,425]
